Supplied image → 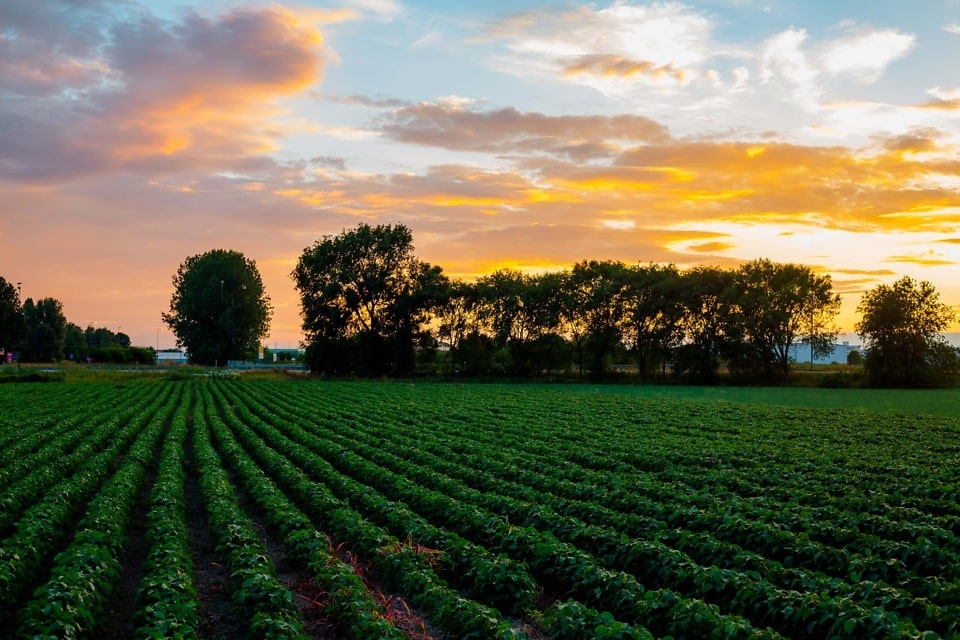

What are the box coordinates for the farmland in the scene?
[1,378,958,639]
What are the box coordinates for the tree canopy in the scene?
[725,259,841,380]
[856,276,959,387]
[162,249,272,366]
[0,277,25,357]
[20,298,68,363]
[293,223,447,376]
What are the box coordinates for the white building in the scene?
[788,341,861,365]
[156,350,188,364]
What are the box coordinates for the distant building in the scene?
[788,341,861,365]
[156,350,188,364]
[265,348,303,363]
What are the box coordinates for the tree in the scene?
[163,249,272,366]
[555,268,592,378]
[623,263,684,381]
[435,280,480,375]
[64,323,88,362]
[473,270,561,376]
[0,277,26,359]
[856,276,959,387]
[726,259,840,381]
[569,260,632,379]
[293,223,446,376]
[674,266,736,383]
[21,298,68,362]
[85,326,118,350]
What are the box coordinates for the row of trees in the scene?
[291,224,842,382]
[286,223,957,386]
[9,222,954,387]
[0,277,153,365]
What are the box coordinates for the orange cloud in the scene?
[885,251,957,266]
[688,241,736,253]
[561,55,687,82]
[1,5,327,183]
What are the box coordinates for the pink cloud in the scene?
[0,4,327,183]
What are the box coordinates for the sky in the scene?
[2,0,960,351]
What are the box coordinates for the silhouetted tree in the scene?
[856,276,959,387]
[570,260,632,379]
[436,280,479,375]
[624,263,684,380]
[22,298,67,362]
[674,266,736,383]
[0,277,26,360]
[163,249,272,366]
[64,323,88,362]
[293,223,446,376]
[726,259,840,381]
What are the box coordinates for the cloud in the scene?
[376,102,670,157]
[478,1,710,91]
[832,268,898,276]
[886,251,956,266]
[0,3,327,183]
[329,94,413,108]
[917,87,960,111]
[876,128,943,154]
[351,0,404,19]
[758,25,914,112]
[687,241,736,253]
[560,55,687,82]
[819,28,915,83]
[945,24,960,35]
[759,29,820,107]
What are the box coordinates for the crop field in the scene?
[0,378,958,639]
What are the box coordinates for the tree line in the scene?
[288,223,958,387]
[4,222,957,387]
[0,280,154,365]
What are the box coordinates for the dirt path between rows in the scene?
[184,427,250,640]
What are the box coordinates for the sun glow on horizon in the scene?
[3,0,960,347]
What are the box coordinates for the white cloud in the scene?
[928,86,960,101]
[411,30,442,48]
[732,66,750,90]
[576,1,710,69]
[945,24,960,35]
[484,1,712,91]
[351,0,404,20]
[820,29,915,83]
[759,29,820,108]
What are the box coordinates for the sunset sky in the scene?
[3,0,960,350]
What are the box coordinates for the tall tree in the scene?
[293,223,446,376]
[727,259,840,380]
[0,277,26,359]
[473,270,561,375]
[856,276,959,387]
[674,266,736,382]
[570,260,632,379]
[623,263,684,380]
[163,249,272,366]
[21,298,68,362]
[435,280,479,375]
[556,268,591,377]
